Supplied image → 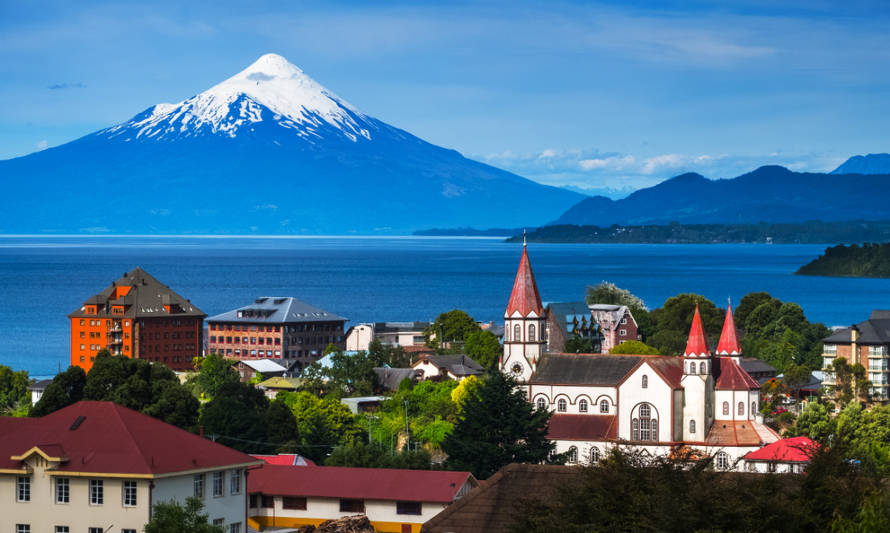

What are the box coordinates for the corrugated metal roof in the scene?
[207,296,346,324]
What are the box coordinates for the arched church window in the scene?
[514,324,521,342]
[651,419,658,441]
[639,403,654,441]
[700,362,707,374]
[557,398,567,412]
[738,402,744,416]
[715,451,730,471]
[590,447,601,464]
[579,399,588,413]
[689,362,697,374]
[632,419,640,441]
[528,324,536,342]
[600,399,609,413]
[752,401,757,414]
[536,397,546,411]
[722,402,729,416]
[567,446,578,464]
[689,419,696,434]
[642,375,648,389]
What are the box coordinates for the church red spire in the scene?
[505,244,543,317]
[684,304,710,357]
[716,303,741,355]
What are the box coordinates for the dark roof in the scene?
[68,267,205,319]
[547,414,618,441]
[248,464,476,503]
[546,301,596,336]
[373,367,419,391]
[373,321,430,333]
[739,357,777,375]
[421,464,584,533]
[27,379,53,391]
[422,355,484,376]
[0,401,259,476]
[207,296,346,324]
[825,311,890,345]
[530,355,641,385]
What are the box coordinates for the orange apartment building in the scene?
[69,268,206,372]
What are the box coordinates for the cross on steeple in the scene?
[523,228,527,247]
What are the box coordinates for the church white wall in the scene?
[715,389,757,421]
[681,374,711,441]
[618,363,674,442]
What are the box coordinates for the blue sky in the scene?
[2,0,888,195]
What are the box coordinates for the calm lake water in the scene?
[1,236,888,377]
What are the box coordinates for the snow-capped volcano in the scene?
[0,54,583,235]
[104,53,374,143]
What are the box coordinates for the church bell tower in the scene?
[501,238,546,382]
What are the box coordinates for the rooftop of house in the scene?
[248,464,476,504]
[237,358,289,374]
[69,267,205,319]
[371,321,431,334]
[714,357,761,391]
[416,354,484,377]
[0,401,259,476]
[207,296,346,324]
[824,310,890,345]
[705,420,779,447]
[251,453,315,467]
[531,354,684,389]
[506,246,543,318]
[373,367,421,390]
[545,301,598,336]
[257,376,303,390]
[27,378,53,391]
[739,357,777,376]
[547,414,618,441]
[421,463,583,533]
[744,436,817,463]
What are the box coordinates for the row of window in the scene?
[721,401,757,416]
[565,446,602,464]
[249,494,422,516]
[506,323,541,343]
[141,319,194,328]
[688,361,708,374]
[210,336,282,345]
[142,331,195,340]
[536,397,611,414]
[16,526,137,533]
[211,324,281,332]
[194,470,242,499]
[16,477,136,507]
[211,348,282,357]
[144,343,196,353]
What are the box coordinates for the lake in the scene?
[1,236,888,377]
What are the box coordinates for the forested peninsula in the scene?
[502,221,890,244]
[796,242,890,278]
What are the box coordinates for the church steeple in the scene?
[502,243,546,382]
[716,303,742,363]
[684,305,710,358]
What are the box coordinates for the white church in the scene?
[501,243,780,470]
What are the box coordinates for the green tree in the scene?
[647,294,723,355]
[277,391,362,461]
[609,340,659,355]
[586,282,648,314]
[443,371,558,478]
[200,381,270,453]
[30,365,86,417]
[735,292,777,328]
[265,398,300,453]
[144,496,224,533]
[828,358,869,407]
[301,350,379,398]
[788,401,835,442]
[192,353,239,399]
[367,339,412,368]
[464,330,502,370]
[425,310,481,348]
[143,381,201,432]
[0,365,31,415]
[324,441,432,469]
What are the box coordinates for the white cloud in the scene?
[36,140,48,151]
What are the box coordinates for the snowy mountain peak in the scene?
[104,53,373,143]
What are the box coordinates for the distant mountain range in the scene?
[831,153,890,175]
[552,164,890,227]
[0,54,582,235]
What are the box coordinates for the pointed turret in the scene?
[505,246,543,318]
[684,305,710,357]
[716,304,741,359]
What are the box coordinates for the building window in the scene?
[738,402,745,416]
[340,499,365,513]
[722,402,729,416]
[536,397,546,411]
[632,418,639,440]
[768,462,777,473]
[752,401,757,414]
[513,324,521,341]
[212,520,224,527]
[567,446,578,464]
[689,362,696,374]
[194,474,205,499]
[230,469,242,495]
[600,399,609,413]
[590,447,601,464]
[282,496,307,510]
[639,403,656,441]
[261,495,274,508]
[700,362,707,374]
[689,419,696,434]
[579,399,588,413]
[619,329,627,336]
[642,375,648,388]
[17,476,30,502]
[16,526,29,533]
[122,530,137,533]
[715,451,730,471]
[123,480,137,506]
[55,527,69,533]
[528,324,536,342]
[229,523,242,533]
[212,471,224,497]
[89,479,103,505]
[557,398,567,412]
[88,529,103,533]
[397,500,422,515]
[56,477,70,504]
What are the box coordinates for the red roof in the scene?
[248,464,476,503]
[645,357,685,389]
[0,401,259,476]
[251,454,316,466]
[705,420,769,447]
[505,246,543,318]
[714,357,760,390]
[716,304,741,355]
[684,305,710,357]
[547,414,618,441]
[744,436,818,462]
